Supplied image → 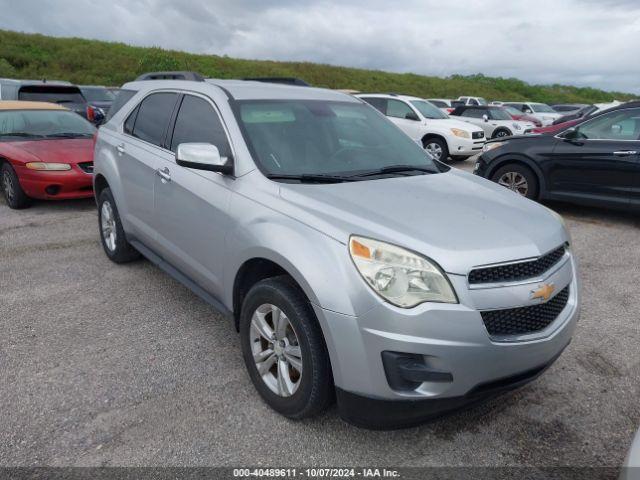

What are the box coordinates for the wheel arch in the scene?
[492,127,512,139]
[485,154,547,194]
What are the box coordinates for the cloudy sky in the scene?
[1,0,639,93]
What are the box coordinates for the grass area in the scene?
[0,29,635,104]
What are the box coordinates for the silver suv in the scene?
[93,75,580,428]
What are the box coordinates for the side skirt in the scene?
[130,240,234,320]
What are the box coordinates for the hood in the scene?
[436,118,483,133]
[6,139,94,165]
[277,169,567,274]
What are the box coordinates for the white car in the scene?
[358,94,486,161]
[457,96,488,106]
[503,102,562,126]
[426,98,455,114]
[449,105,536,139]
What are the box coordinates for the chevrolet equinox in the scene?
[93,75,580,428]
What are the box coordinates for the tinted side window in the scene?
[130,92,178,147]
[169,95,232,158]
[469,98,479,106]
[124,105,139,135]
[574,108,640,141]
[386,100,414,119]
[361,97,387,114]
[461,108,484,118]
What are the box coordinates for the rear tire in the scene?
[423,137,449,162]
[240,276,333,419]
[491,163,539,200]
[97,187,141,263]
[1,163,31,209]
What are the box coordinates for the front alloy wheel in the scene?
[498,171,529,196]
[424,141,443,160]
[250,303,303,397]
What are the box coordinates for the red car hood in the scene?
[1,138,94,165]
[532,119,580,135]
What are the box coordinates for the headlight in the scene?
[513,123,522,130]
[25,162,71,171]
[482,142,505,153]
[349,236,457,307]
[450,128,470,139]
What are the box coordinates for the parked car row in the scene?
[0,78,116,125]
[2,70,638,432]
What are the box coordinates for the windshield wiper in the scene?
[266,173,358,183]
[45,132,94,138]
[350,165,437,178]
[0,132,44,138]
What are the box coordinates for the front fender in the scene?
[486,153,547,193]
[222,193,381,318]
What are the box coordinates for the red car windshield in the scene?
[0,110,96,139]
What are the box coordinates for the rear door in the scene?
[152,93,234,298]
[548,107,640,208]
[118,91,179,247]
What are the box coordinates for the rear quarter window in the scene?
[107,89,137,121]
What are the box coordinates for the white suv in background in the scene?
[358,94,485,161]
[503,102,562,126]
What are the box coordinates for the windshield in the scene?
[410,100,449,119]
[503,106,522,116]
[476,98,488,105]
[18,86,86,105]
[236,100,443,180]
[0,110,96,138]
[531,103,556,113]
[489,108,512,120]
[81,87,115,102]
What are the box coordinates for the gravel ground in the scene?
[0,161,638,469]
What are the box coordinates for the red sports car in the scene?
[0,101,96,209]
[502,105,543,127]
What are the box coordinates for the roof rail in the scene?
[243,77,310,87]
[135,71,205,82]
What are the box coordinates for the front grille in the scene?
[78,162,93,174]
[472,131,484,139]
[469,246,566,285]
[481,286,570,336]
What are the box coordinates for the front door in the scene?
[152,93,234,298]
[384,99,424,142]
[547,107,640,208]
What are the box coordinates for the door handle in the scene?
[156,167,171,183]
[613,150,637,156]
[116,143,125,155]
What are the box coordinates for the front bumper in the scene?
[447,135,485,157]
[16,163,94,200]
[315,254,579,428]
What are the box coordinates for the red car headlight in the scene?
[25,162,72,171]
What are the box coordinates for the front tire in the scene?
[491,163,539,199]
[423,137,449,162]
[1,163,31,209]
[97,188,141,263]
[240,276,333,419]
[492,128,512,139]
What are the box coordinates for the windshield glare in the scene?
[531,103,556,113]
[237,100,442,179]
[489,108,512,120]
[410,100,449,119]
[0,110,96,137]
[477,98,488,105]
[81,87,115,102]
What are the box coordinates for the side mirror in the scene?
[561,127,579,140]
[176,143,233,174]
[482,114,489,122]
[405,111,420,121]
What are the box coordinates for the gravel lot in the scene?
[0,161,639,469]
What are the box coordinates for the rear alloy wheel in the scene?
[1,163,31,209]
[423,138,449,162]
[97,188,141,263]
[491,163,539,199]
